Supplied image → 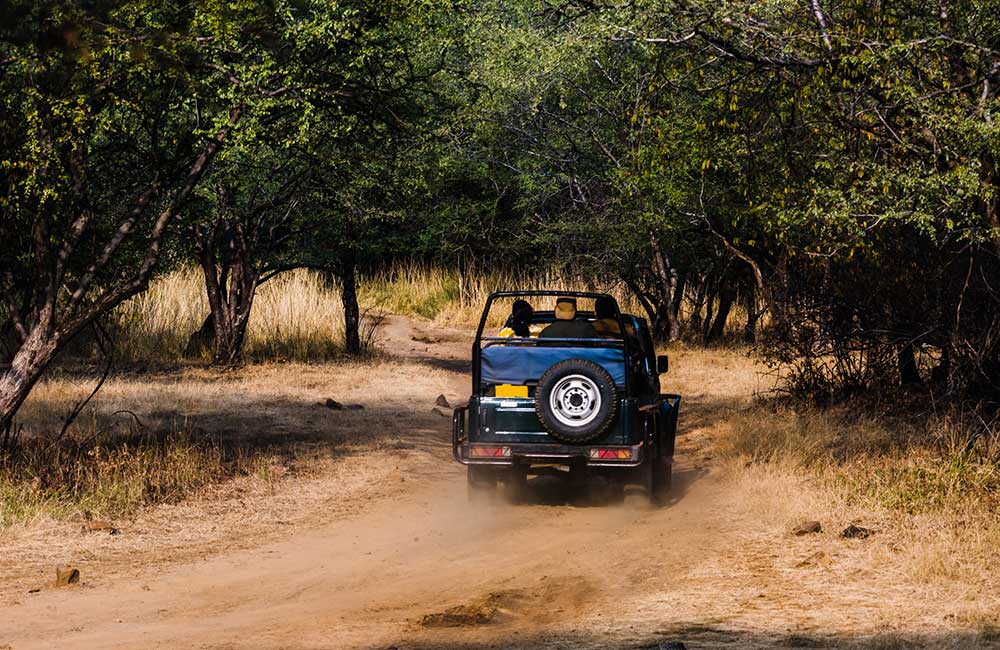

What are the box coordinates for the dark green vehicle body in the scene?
[452,291,681,502]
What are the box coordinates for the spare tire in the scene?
[535,358,617,443]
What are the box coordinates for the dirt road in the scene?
[1,317,988,649]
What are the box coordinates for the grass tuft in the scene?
[0,423,274,528]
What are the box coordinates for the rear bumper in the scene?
[452,405,647,468]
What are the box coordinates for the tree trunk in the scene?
[690,274,707,333]
[706,278,736,344]
[624,277,658,326]
[672,272,687,325]
[703,287,715,343]
[898,341,923,385]
[664,273,681,342]
[184,312,215,358]
[649,236,681,342]
[340,252,361,355]
[743,283,758,344]
[0,326,60,434]
[196,222,259,366]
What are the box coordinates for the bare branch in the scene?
[810,0,833,51]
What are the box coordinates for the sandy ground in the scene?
[1,316,998,649]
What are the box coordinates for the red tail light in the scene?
[589,448,633,460]
[469,445,511,458]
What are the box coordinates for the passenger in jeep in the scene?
[591,296,623,338]
[592,295,640,347]
[499,299,543,338]
[538,297,598,340]
[510,299,534,337]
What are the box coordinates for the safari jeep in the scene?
[452,290,680,504]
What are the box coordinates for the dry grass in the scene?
[718,404,1000,515]
[358,262,645,327]
[3,355,464,532]
[653,345,1000,632]
[707,394,1000,624]
[114,267,346,363]
[109,263,645,363]
[0,353,462,595]
[0,423,275,528]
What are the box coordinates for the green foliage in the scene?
[4,0,1000,403]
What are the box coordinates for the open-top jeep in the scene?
[452,290,680,505]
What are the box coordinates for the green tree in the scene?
[0,0,455,430]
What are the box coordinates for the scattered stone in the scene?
[792,520,822,536]
[54,566,80,587]
[657,643,687,650]
[795,550,830,568]
[109,527,121,536]
[324,398,344,410]
[82,520,115,533]
[412,335,438,344]
[431,407,450,417]
[28,587,41,594]
[435,394,451,408]
[841,524,874,539]
[345,404,365,411]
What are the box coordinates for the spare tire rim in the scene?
[549,374,602,427]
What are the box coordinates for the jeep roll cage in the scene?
[472,290,634,395]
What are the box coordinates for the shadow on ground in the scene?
[374,627,1000,650]
[475,461,708,509]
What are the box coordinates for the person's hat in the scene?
[554,297,577,320]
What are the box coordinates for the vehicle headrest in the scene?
[554,297,576,320]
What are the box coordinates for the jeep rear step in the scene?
[453,406,648,467]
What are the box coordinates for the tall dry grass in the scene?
[358,262,644,327]
[111,263,647,363]
[114,268,346,363]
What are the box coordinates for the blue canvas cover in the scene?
[481,345,626,387]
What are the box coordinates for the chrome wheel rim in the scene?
[549,374,602,427]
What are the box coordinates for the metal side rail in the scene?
[452,405,469,464]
